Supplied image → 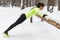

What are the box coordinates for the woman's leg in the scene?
[4,14,26,34]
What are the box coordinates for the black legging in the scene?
[4,14,26,33]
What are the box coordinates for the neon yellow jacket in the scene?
[25,8,43,18]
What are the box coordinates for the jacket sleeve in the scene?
[34,8,43,17]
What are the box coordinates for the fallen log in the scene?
[35,14,60,29]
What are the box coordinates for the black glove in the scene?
[41,14,48,22]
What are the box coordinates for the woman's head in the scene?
[37,2,45,10]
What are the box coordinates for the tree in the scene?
[47,0,55,13]
[58,0,60,11]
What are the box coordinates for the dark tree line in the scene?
[0,0,60,11]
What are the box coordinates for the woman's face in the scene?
[40,6,44,10]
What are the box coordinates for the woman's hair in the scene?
[37,2,44,8]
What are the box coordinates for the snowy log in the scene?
[35,14,60,29]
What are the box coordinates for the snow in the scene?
[0,6,60,40]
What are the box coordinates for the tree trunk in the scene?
[58,0,60,11]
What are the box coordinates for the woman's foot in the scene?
[3,32,10,38]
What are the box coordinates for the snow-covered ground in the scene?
[0,6,60,40]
